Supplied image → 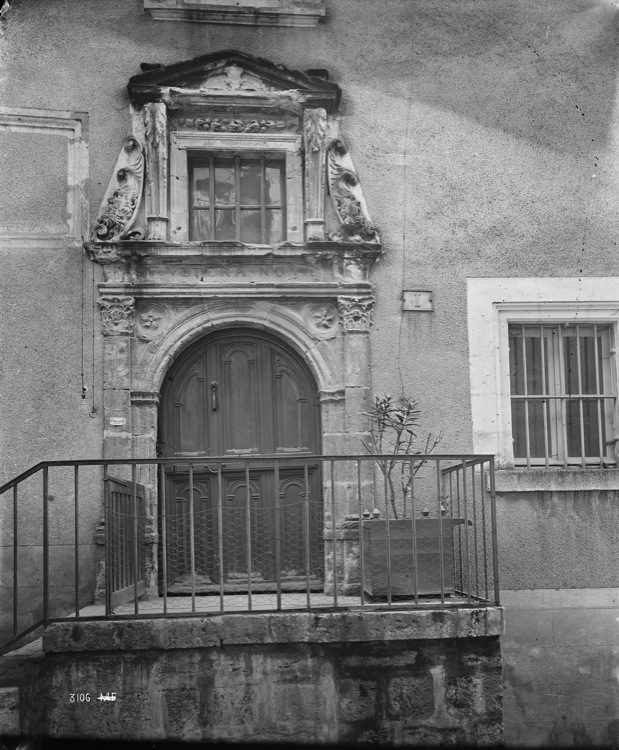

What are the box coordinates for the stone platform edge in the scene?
[42,606,504,653]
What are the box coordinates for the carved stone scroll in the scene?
[143,103,168,241]
[337,296,374,332]
[303,108,327,241]
[92,137,145,242]
[327,139,379,244]
[98,296,135,336]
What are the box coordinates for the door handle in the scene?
[211,381,219,411]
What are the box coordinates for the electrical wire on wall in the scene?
[396,70,414,397]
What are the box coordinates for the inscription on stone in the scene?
[136,263,319,282]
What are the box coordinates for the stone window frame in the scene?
[143,0,326,27]
[169,130,304,244]
[467,277,619,487]
[0,106,89,244]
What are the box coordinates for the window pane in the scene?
[240,209,261,243]
[563,335,579,395]
[214,162,235,206]
[192,210,212,241]
[583,399,605,457]
[527,400,548,458]
[511,400,527,458]
[192,166,211,207]
[265,161,284,206]
[239,160,262,206]
[267,209,284,244]
[509,333,524,395]
[214,209,235,241]
[525,335,544,395]
[566,400,582,457]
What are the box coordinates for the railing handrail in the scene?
[0,453,496,495]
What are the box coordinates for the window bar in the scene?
[43,466,49,624]
[304,461,311,609]
[593,325,605,466]
[217,463,225,614]
[436,460,445,605]
[245,461,252,612]
[274,460,282,611]
[384,459,392,607]
[104,466,111,617]
[132,464,139,615]
[356,460,365,606]
[471,463,479,598]
[556,327,570,468]
[12,484,17,638]
[209,155,215,241]
[159,464,168,616]
[260,155,266,245]
[575,328,587,469]
[74,465,80,618]
[410,458,419,605]
[521,325,532,468]
[454,471,463,593]
[539,325,550,468]
[330,460,338,608]
[461,459,472,604]
[188,462,196,613]
[480,463,489,600]
[235,156,241,243]
[489,457,500,605]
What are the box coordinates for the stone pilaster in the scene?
[143,102,169,241]
[303,108,327,241]
[98,295,135,462]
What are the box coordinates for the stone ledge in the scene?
[495,468,619,493]
[42,607,503,653]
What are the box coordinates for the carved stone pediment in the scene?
[128,50,340,113]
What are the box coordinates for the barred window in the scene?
[189,153,286,244]
[508,323,617,467]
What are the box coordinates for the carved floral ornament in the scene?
[327,139,379,244]
[306,303,338,335]
[337,296,374,332]
[91,137,145,242]
[169,116,298,133]
[98,296,135,336]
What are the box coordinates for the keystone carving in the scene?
[337,296,374,332]
[327,139,379,244]
[98,296,135,336]
[303,108,327,152]
[92,137,145,242]
[169,117,298,133]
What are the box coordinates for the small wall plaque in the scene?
[402,290,434,312]
[109,417,126,426]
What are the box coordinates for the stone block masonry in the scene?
[5,609,503,744]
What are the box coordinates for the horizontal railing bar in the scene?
[0,453,496,495]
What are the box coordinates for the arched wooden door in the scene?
[159,328,322,593]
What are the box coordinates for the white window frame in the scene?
[467,278,619,469]
[169,131,303,245]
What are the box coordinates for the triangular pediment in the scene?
[128,50,340,111]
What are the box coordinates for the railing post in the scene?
[74,465,80,618]
[104,465,111,617]
[303,461,311,609]
[188,462,196,613]
[159,463,168,615]
[435,459,445,605]
[217,462,225,613]
[461,459,472,604]
[12,484,18,638]
[410,458,419,605]
[330,460,338,608]
[489,457,500,604]
[274,460,282,611]
[356,460,365,606]
[42,466,49,624]
[383,459,392,606]
[132,463,139,615]
[245,461,252,612]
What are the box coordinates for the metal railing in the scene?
[0,454,498,653]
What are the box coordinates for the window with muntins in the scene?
[508,323,616,467]
[189,153,286,243]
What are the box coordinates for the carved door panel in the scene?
[160,329,321,591]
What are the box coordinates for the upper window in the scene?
[189,152,286,243]
[508,323,616,468]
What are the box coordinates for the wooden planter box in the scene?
[361,518,465,597]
